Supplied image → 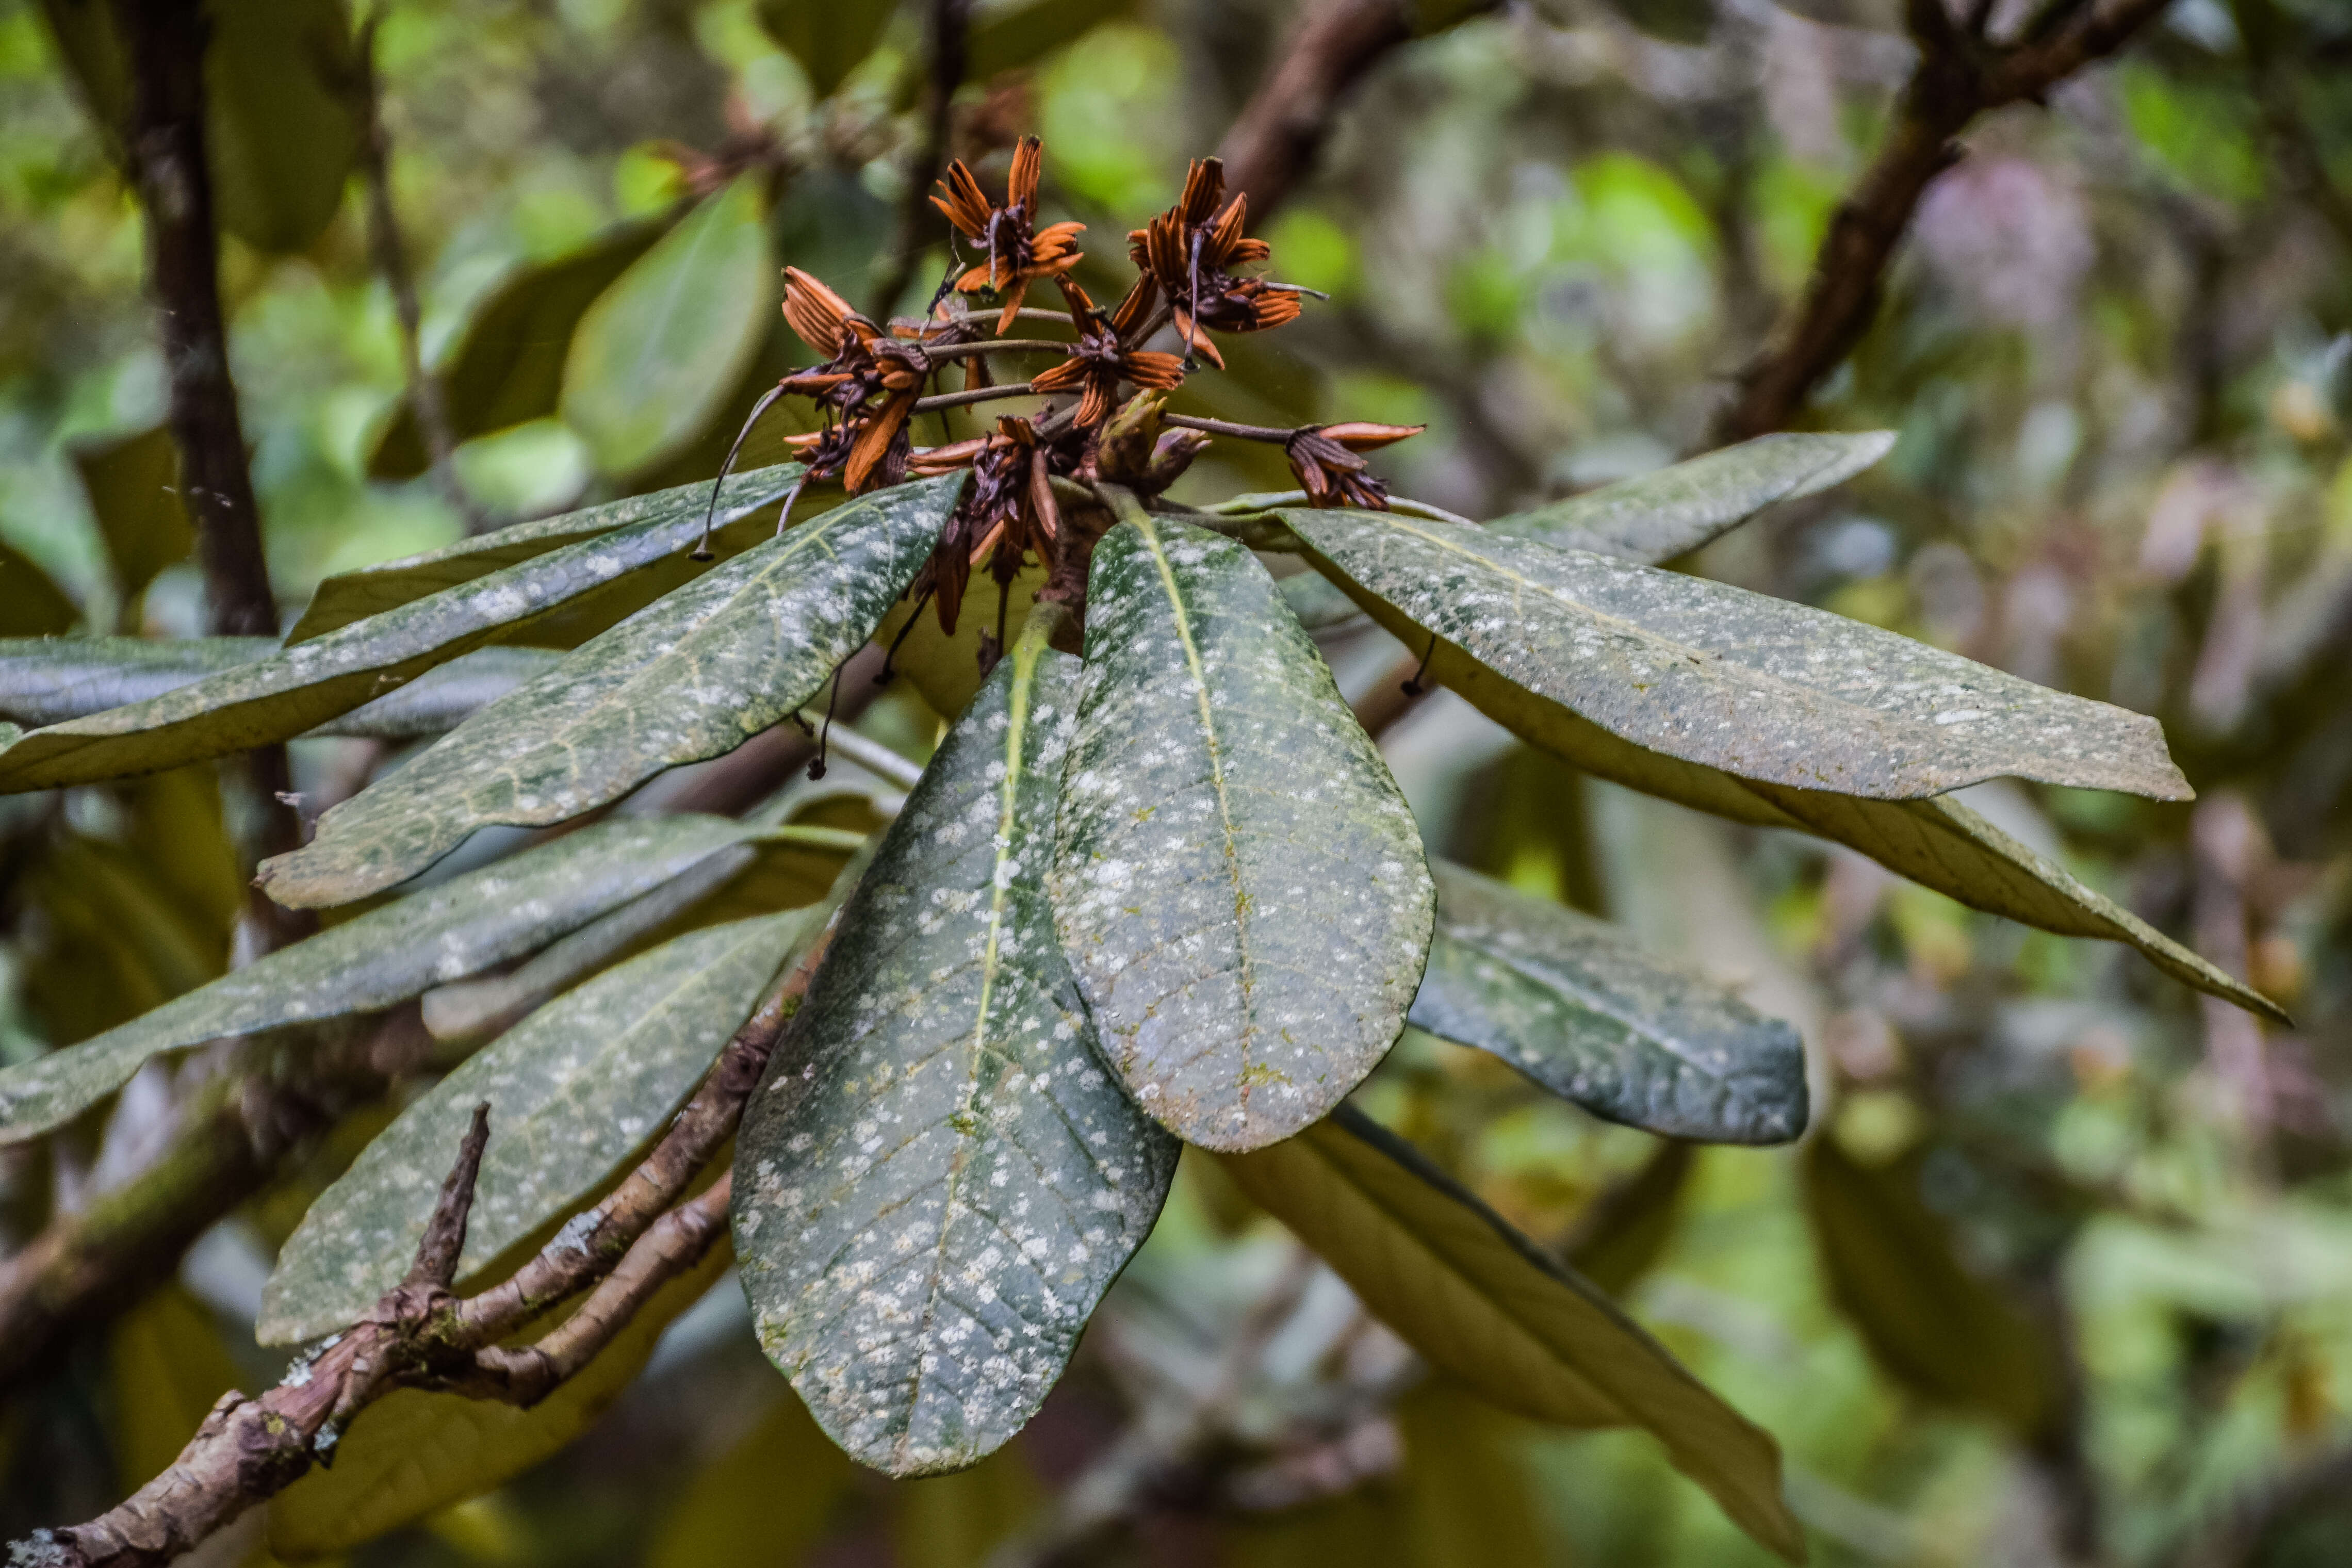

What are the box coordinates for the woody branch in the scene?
[11,933,830,1568]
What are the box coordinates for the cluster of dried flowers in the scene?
[750,136,1422,648]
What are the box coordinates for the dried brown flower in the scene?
[1029,277,1186,429]
[930,135,1087,335]
[1285,421,1425,510]
[1128,157,1303,368]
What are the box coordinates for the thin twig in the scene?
[912,382,1042,415]
[786,713,925,791]
[1162,412,1296,442]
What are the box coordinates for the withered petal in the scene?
[844,389,916,493]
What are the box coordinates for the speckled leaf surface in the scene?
[0,814,765,1144]
[1292,509,2187,802]
[286,462,804,642]
[1217,1106,1803,1564]
[0,467,806,794]
[261,911,811,1345]
[1411,862,1807,1144]
[0,638,556,738]
[1359,636,2282,1020]
[259,475,961,909]
[735,626,1177,1475]
[1051,516,1433,1151]
[1489,431,1894,563]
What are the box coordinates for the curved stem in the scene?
[912,383,1042,415]
[1162,412,1297,443]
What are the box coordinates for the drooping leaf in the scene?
[0,637,557,739]
[70,425,193,623]
[370,220,666,480]
[966,0,1135,78]
[891,1446,1049,1567]
[108,1285,247,1497]
[0,465,805,794]
[755,0,897,96]
[1289,508,2188,803]
[1410,861,1807,1144]
[0,815,770,1144]
[1051,515,1434,1151]
[646,1392,858,1568]
[203,0,363,253]
[1489,430,1896,564]
[1804,1137,2056,1439]
[1274,567,1366,632]
[561,175,774,478]
[37,0,360,255]
[1289,514,2284,1020]
[260,475,958,909]
[735,620,1177,1474]
[289,462,806,644]
[0,538,78,635]
[1217,1107,1803,1563]
[262,912,813,1344]
[267,1242,731,1559]
[1562,1140,1696,1298]
[19,835,228,1043]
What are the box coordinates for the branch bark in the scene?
[1716,0,2179,442]
[13,930,831,1568]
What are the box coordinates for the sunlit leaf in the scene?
[1289,507,2188,802]
[1218,1107,1803,1563]
[1412,861,1807,1144]
[736,622,1176,1474]
[267,1242,731,1559]
[755,0,896,97]
[967,0,1135,78]
[109,1285,247,1497]
[1489,430,1896,564]
[0,815,770,1144]
[0,466,807,793]
[0,538,78,636]
[646,1392,858,1568]
[70,425,193,623]
[371,220,666,480]
[1804,1137,2056,1439]
[1051,515,1433,1151]
[561,174,774,478]
[263,911,814,1344]
[260,475,959,909]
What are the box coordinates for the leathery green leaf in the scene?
[267,1239,730,1559]
[0,814,767,1144]
[0,638,557,739]
[202,0,363,254]
[1412,861,1807,1144]
[258,473,960,909]
[70,424,193,619]
[755,0,896,96]
[0,466,805,793]
[1291,508,2188,802]
[1489,430,1895,564]
[1051,513,1434,1151]
[1218,1106,1804,1563]
[1294,520,2286,1022]
[0,538,78,636]
[262,911,813,1344]
[560,174,773,478]
[290,462,803,643]
[736,615,1177,1474]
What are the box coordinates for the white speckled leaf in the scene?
[1289,509,2188,802]
[259,475,962,909]
[1050,516,1433,1151]
[0,638,558,739]
[734,623,1176,1475]
[1489,431,1895,563]
[1351,629,2283,1021]
[1412,861,1807,1145]
[260,911,812,1345]
[1218,1106,1804,1564]
[0,814,766,1145]
[285,462,803,643]
[0,466,804,794]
